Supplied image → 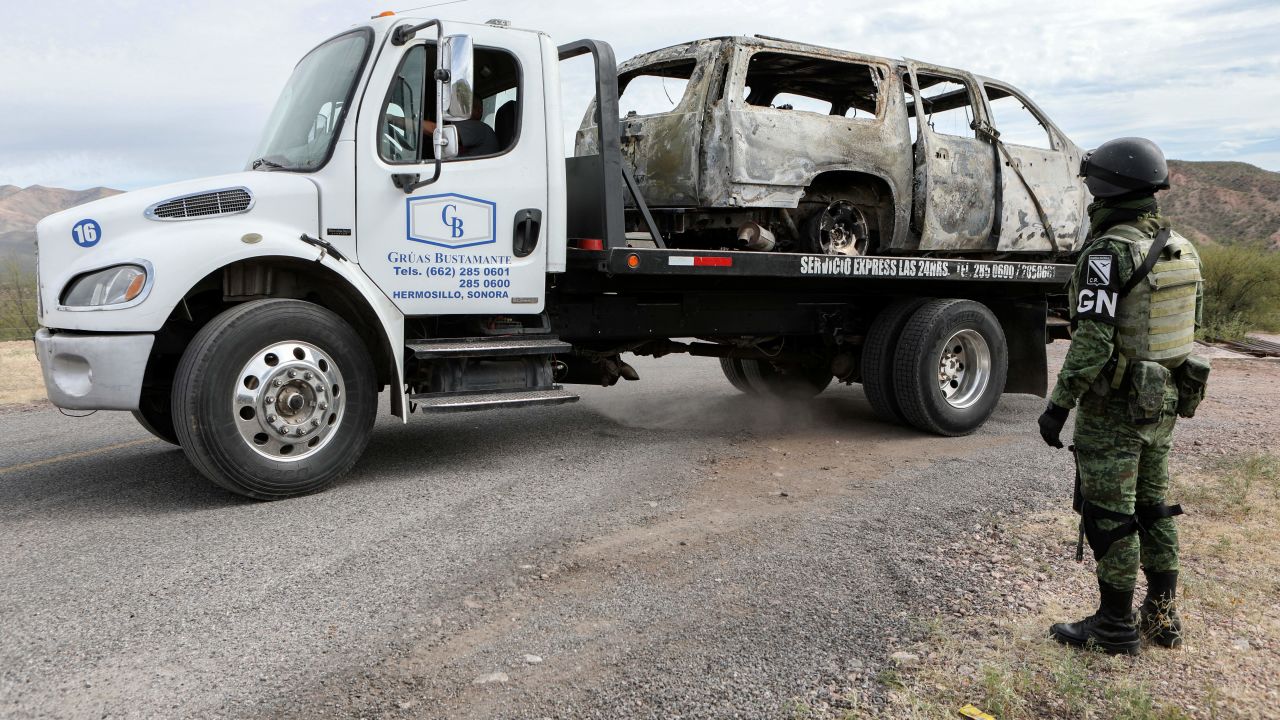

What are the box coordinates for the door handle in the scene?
[513,208,542,258]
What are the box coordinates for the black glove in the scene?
[1037,402,1070,449]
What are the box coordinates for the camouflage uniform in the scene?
[1049,213,1202,593]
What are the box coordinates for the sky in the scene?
[0,0,1277,191]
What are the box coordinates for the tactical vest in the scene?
[1102,224,1202,368]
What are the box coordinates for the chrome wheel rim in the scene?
[232,341,346,461]
[937,329,990,409]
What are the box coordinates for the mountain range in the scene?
[2,160,1278,269]
[0,185,122,268]
[1164,160,1280,249]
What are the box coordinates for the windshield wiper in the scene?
[250,157,285,170]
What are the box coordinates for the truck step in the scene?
[407,336,573,359]
[410,387,579,413]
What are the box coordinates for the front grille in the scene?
[147,188,253,220]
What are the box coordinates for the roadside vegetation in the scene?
[1,253,38,342]
[1195,244,1280,341]
[0,253,44,405]
[870,450,1280,719]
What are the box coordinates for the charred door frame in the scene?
[904,60,998,252]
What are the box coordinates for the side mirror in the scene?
[441,34,474,122]
[435,125,460,160]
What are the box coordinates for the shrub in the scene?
[1196,244,1280,341]
[0,255,39,342]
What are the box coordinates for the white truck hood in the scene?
[36,170,319,331]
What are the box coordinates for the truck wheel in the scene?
[861,298,928,424]
[172,299,377,499]
[739,358,833,398]
[132,388,179,445]
[892,299,1007,436]
[719,358,754,394]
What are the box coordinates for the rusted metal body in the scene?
[576,36,1090,258]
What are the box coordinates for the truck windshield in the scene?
[248,29,371,172]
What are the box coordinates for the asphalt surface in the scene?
[0,353,1071,719]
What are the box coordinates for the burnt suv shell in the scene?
[577,35,1089,258]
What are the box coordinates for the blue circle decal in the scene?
[71,219,102,248]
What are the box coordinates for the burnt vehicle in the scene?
[577,35,1089,258]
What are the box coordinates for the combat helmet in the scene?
[1078,137,1170,198]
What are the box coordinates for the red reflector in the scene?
[578,237,604,251]
[694,256,732,267]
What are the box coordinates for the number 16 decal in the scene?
[72,219,101,248]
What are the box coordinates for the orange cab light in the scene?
[124,272,146,301]
[626,254,640,269]
[377,10,395,17]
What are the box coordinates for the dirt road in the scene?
[1,347,1273,719]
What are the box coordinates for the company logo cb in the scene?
[406,194,495,249]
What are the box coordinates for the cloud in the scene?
[0,0,1277,190]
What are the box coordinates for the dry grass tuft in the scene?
[0,340,46,406]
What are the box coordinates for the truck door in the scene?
[904,61,996,252]
[355,25,549,315]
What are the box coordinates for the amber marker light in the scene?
[626,254,640,269]
[377,10,396,17]
[124,272,147,301]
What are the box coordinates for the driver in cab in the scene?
[421,103,499,158]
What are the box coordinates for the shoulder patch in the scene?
[1086,253,1114,288]
[1074,250,1120,325]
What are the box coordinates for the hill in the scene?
[1163,160,1280,250]
[0,185,122,269]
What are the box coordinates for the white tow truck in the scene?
[33,13,1076,499]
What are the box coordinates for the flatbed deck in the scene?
[562,247,1073,297]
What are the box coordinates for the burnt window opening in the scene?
[908,72,976,138]
[903,75,919,144]
[984,85,1053,150]
[618,59,697,118]
[742,52,882,118]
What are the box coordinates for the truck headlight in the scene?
[60,264,150,308]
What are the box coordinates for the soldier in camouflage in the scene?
[1037,137,1210,655]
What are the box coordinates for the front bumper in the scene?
[34,328,154,411]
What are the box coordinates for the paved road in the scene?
[0,354,1068,719]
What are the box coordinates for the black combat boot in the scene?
[1138,570,1182,649]
[1049,580,1140,655]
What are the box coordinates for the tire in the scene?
[132,388,179,445]
[861,298,928,424]
[719,358,754,394]
[739,358,833,398]
[892,299,1008,436]
[172,299,377,499]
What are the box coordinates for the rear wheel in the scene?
[803,200,871,256]
[861,298,929,424]
[738,358,833,398]
[892,299,1007,436]
[718,358,754,394]
[172,299,377,499]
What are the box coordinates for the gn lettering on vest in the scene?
[1077,288,1118,322]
